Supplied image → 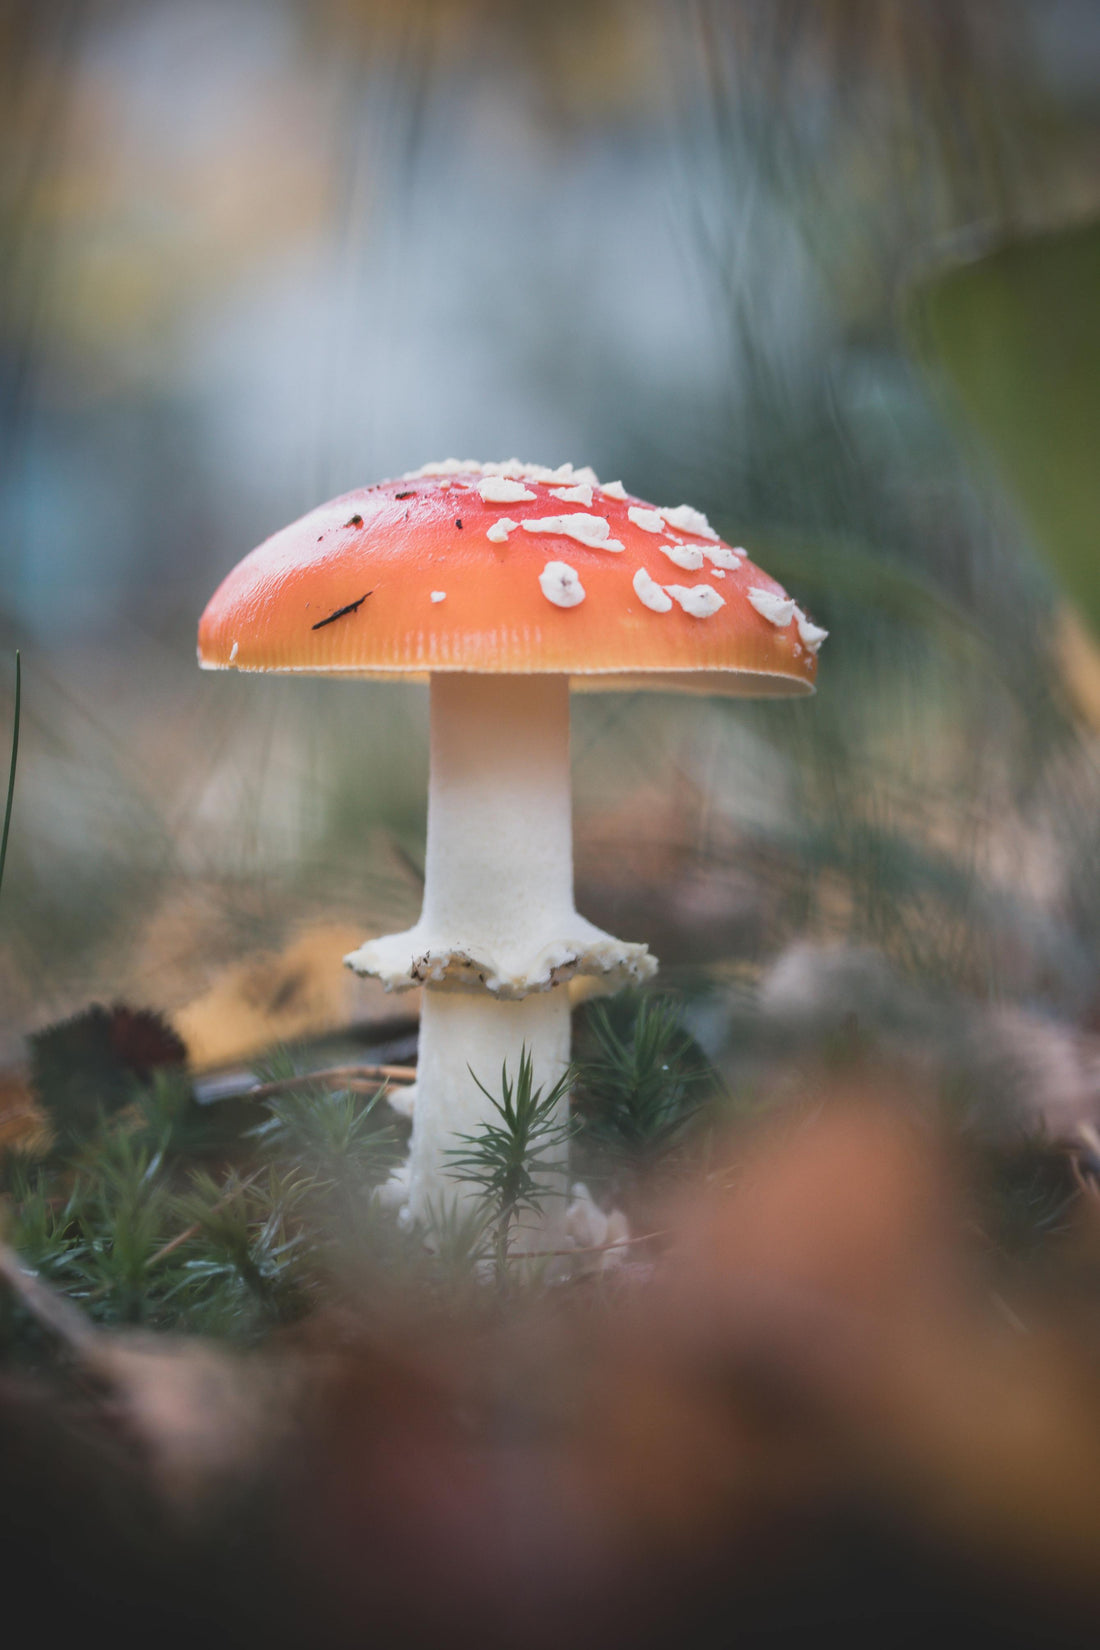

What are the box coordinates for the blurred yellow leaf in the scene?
[173,922,417,1071]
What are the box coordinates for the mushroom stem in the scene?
[354,671,655,1238]
[407,985,572,1238]
[346,673,653,997]
[405,673,574,1235]
[422,672,574,965]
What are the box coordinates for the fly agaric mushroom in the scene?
[198,460,823,1243]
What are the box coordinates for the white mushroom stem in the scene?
[409,673,572,1238]
[421,673,575,969]
[350,672,655,1239]
[347,674,653,996]
[407,986,571,1238]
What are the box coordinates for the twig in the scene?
[385,831,425,891]
[144,1170,263,1270]
[506,1227,669,1262]
[242,1064,416,1102]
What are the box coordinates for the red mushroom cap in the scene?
[198,461,822,695]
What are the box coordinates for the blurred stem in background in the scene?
[639,0,1100,1024]
[0,652,19,910]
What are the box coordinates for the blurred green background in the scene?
[2,0,1099,1111]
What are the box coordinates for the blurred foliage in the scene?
[6,1037,1100,1650]
[969,1133,1083,1274]
[2,1040,398,1343]
[913,219,1100,635]
[29,1002,186,1148]
[0,990,717,1341]
[572,992,714,1197]
[6,985,1093,1359]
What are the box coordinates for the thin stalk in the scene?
[493,1211,512,1283]
[144,1170,263,1270]
[243,1064,415,1102]
[505,1227,669,1262]
[0,650,20,906]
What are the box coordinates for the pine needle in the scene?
[446,1048,575,1278]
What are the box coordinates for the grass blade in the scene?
[0,650,20,905]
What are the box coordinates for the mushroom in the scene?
[198,460,822,1244]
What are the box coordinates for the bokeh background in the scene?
[2,0,1100,1122]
